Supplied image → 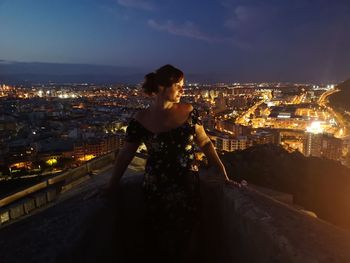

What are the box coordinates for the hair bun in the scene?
[141,65,184,95]
[142,72,158,95]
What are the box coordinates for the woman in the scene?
[104,64,233,262]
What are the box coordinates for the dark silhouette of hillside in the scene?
[0,61,143,84]
[329,78,350,110]
[222,144,350,230]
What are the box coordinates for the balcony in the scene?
[0,156,350,263]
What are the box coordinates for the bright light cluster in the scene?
[306,121,324,134]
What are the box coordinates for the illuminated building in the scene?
[250,130,280,145]
[202,115,216,131]
[215,93,227,112]
[216,120,251,136]
[229,96,248,108]
[304,133,343,160]
[279,130,305,152]
[321,135,343,160]
[233,87,255,95]
[73,135,122,160]
[215,134,251,152]
[304,133,323,157]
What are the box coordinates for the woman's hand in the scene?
[222,171,242,188]
[199,166,230,182]
[199,166,243,188]
[225,178,242,188]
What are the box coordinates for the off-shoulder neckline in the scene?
[131,108,197,135]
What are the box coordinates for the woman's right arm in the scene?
[105,141,140,192]
[103,111,144,198]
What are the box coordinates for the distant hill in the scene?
[221,144,350,230]
[329,78,350,110]
[0,60,231,85]
[0,60,144,84]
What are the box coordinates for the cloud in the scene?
[147,19,250,49]
[221,0,350,33]
[117,0,155,11]
[148,19,217,42]
[223,4,280,32]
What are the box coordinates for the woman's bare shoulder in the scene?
[178,103,193,113]
[133,108,149,122]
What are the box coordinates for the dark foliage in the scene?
[329,79,350,111]
[221,144,350,230]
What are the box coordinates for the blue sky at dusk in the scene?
[0,0,350,82]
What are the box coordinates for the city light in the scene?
[1,81,349,185]
[46,158,58,166]
[78,154,96,162]
[306,121,324,134]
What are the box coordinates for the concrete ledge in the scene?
[1,170,350,263]
[0,181,48,207]
[200,180,350,263]
[61,175,91,193]
[0,151,117,226]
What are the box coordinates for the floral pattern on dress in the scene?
[125,107,203,260]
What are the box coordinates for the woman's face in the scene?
[160,78,184,103]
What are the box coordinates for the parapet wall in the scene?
[200,179,350,263]
[0,151,116,226]
[1,166,350,263]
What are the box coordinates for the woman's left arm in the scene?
[194,123,229,182]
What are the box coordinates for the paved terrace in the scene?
[1,156,350,263]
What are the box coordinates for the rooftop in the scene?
[1,156,350,263]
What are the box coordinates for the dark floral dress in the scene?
[126,108,202,261]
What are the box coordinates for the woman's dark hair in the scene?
[142,64,184,95]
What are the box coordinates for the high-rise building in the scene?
[215,134,251,152]
[216,120,251,136]
[304,133,343,161]
[304,133,323,157]
[215,93,227,111]
[250,130,280,146]
[321,134,343,161]
[73,135,122,159]
[202,115,216,131]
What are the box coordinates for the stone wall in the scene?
[0,151,116,226]
[200,178,350,262]
[1,165,350,262]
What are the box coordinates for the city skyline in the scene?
[1,0,350,83]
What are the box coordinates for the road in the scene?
[318,88,348,138]
[235,90,272,125]
[291,92,307,104]
[318,88,340,105]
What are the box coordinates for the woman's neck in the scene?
[152,96,175,111]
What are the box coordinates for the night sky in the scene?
[1,0,350,82]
